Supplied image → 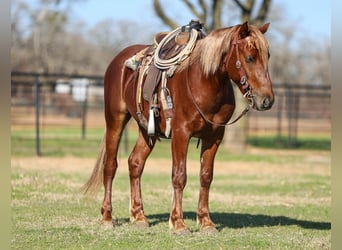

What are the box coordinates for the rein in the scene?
[186,27,254,127]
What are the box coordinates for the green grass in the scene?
[248,135,331,151]
[11,128,330,158]
[11,156,331,249]
[11,127,331,248]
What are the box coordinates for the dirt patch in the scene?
[12,156,96,174]
[11,149,330,177]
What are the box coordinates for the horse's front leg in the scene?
[169,131,191,235]
[197,132,224,233]
[128,129,155,227]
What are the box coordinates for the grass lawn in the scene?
[11,127,331,249]
[11,159,330,248]
[11,127,330,158]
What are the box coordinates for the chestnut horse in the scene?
[83,22,274,235]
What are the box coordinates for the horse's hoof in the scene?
[201,225,218,235]
[173,227,191,236]
[133,220,149,229]
[100,220,114,229]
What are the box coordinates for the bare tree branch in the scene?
[232,0,249,13]
[255,0,272,26]
[181,0,201,18]
[198,0,207,22]
[153,0,178,29]
[211,0,223,29]
[233,0,270,25]
[241,0,255,23]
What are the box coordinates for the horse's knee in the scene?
[200,170,213,188]
[172,167,187,189]
[128,154,144,178]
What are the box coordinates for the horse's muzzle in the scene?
[253,94,274,111]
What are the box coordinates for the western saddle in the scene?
[124,20,205,138]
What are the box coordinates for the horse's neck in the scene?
[186,63,234,106]
[192,63,230,93]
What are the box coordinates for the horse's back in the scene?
[104,44,149,84]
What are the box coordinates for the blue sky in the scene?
[24,0,331,39]
[71,1,330,37]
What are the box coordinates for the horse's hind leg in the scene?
[101,113,131,227]
[128,129,155,227]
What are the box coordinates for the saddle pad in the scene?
[143,64,161,101]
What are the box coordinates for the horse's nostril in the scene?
[263,97,270,109]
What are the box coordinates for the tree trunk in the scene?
[223,84,249,153]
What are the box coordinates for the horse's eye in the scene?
[245,55,255,63]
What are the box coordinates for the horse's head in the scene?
[227,22,274,111]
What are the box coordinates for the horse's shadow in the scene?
[143,212,330,231]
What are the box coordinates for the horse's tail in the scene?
[81,133,106,197]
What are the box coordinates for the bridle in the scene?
[186,26,254,127]
[226,26,254,109]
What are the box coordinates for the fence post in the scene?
[34,75,41,156]
[81,84,89,140]
[276,94,283,145]
[286,87,294,148]
[293,93,300,145]
[286,87,299,148]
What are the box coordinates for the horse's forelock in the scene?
[248,25,270,69]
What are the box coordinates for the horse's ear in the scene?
[259,23,270,34]
[239,21,250,38]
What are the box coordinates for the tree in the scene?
[11,0,89,73]
[153,0,271,30]
[153,0,272,152]
[88,19,154,60]
[11,0,156,75]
